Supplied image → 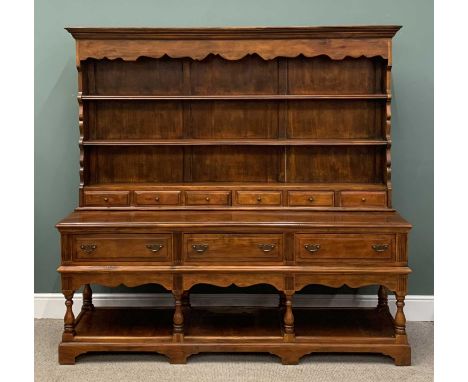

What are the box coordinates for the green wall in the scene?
[35,0,434,294]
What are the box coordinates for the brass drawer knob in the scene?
[361,197,366,202]
[372,244,389,252]
[257,243,276,252]
[146,244,164,252]
[103,197,109,202]
[205,197,210,201]
[304,244,321,253]
[192,244,209,253]
[80,244,97,254]
[257,196,262,202]
[155,196,160,202]
[308,197,315,202]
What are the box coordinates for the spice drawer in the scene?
[236,191,282,206]
[185,191,231,206]
[73,234,172,263]
[134,191,181,206]
[183,233,284,264]
[288,191,334,206]
[295,234,396,264]
[340,191,387,208]
[83,191,130,207]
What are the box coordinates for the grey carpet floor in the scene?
[35,319,433,382]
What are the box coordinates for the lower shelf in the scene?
[60,306,410,365]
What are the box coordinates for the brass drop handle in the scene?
[192,244,209,253]
[80,244,97,254]
[304,244,321,253]
[257,196,262,202]
[308,197,315,202]
[146,244,164,252]
[155,196,160,202]
[258,243,276,252]
[372,244,389,252]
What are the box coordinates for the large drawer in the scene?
[183,234,284,264]
[73,234,172,263]
[295,234,396,264]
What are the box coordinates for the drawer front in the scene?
[236,191,282,206]
[288,191,334,207]
[340,191,387,208]
[84,191,130,206]
[185,191,231,206]
[183,234,283,264]
[134,191,181,206]
[73,234,172,263]
[295,234,395,264]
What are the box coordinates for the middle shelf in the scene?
[82,139,389,146]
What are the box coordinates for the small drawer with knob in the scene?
[183,234,284,264]
[340,191,387,208]
[134,191,181,206]
[235,191,282,206]
[294,234,396,264]
[287,191,334,207]
[83,191,130,207]
[73,234,172,263]
[185,191,231,206]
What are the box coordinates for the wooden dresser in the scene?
[57,26,412,365]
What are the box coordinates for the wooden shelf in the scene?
[82,139,389,146]
[80,94,390,101]
[73,306,395,342]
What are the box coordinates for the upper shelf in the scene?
[80,94,390,101]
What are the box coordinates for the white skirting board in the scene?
[34,293,434,321]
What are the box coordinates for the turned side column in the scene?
[283,291,295,342]
[172,291,184,342]
[82,284,95,311]
[62,291,76,341]
[377,285,389,311]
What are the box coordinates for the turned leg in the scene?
[377,285,388,311]
[172,291,184,342]
[82,284,94,311]
[181,290,191,308]
[394,292,407,337]
[62,291,76,341]
[283,291,295,342]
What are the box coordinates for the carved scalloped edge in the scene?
[67,279,173,292]
[295,281,398,292]
[385,63,393,208]
[183,280,283,292]
[78,93,84,189]
[80,52,388,62]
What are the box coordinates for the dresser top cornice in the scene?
[66,26,401,40]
